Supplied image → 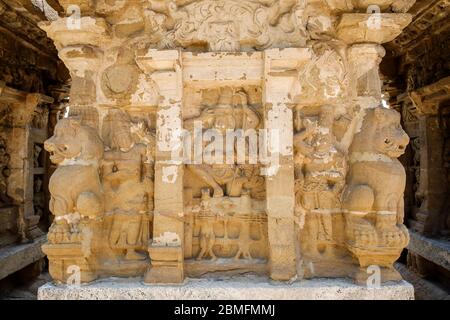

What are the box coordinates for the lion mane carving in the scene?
[343,107,410,267]
[44,118,104,221]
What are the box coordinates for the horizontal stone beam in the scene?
[0,235,46,281]
[407,230,450,272]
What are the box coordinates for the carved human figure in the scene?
[196,188,217,261]
[234,190,253,260]
[102,109,153,261]
[295,106,347,257]
[44,118,104,243]
[301,107,346,212]
[343,107,410,267]
[293,107,315,183]
[185,87,261,198]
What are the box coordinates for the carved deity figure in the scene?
[294,106,346,256]
[102,109,153,261]
[301,106,346,212]
[185,87,261,198]
[44,118,104,243]
[343,107,410,268]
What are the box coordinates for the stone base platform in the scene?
[0,235,46,281]
[38,276,414,300]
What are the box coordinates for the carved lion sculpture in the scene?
[44,118,104,226]
[343,107,410,268]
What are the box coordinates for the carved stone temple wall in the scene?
[37,0,416,285]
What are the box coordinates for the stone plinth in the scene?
[38,277,414,300]
[0,235,46,281]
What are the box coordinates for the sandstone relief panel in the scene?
[38,0,415,284]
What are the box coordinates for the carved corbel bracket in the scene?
[39,17,111,50]
[0,82,53,127]
[336,13,412,44]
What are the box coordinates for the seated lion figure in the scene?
[44,118,104,242]
[343,107,410,267]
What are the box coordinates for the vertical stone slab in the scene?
[418,115,447,234]
[263,48,310,281]
[140,50,185,283]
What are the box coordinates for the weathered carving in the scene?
[343,107,410,268]
[102,109,153,261]
[37,0,414,285]
[146,0,307,51]
[185,87,263,198]
[44,118,104,243]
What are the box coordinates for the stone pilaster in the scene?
[138,50,185,284]
[263,48,310,281]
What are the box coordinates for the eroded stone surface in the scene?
[36,0,416,286]
[38,276,414,300]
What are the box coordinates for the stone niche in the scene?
[38,0,415,285]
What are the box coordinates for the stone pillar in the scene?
[417,115,447,234]
[0,84,53,242]
[138,50,185,284]
[263,48,310,280]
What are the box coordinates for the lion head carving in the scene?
[350,107,409,158]
[44,118,104,164]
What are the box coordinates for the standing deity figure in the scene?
[301,107,346,212]
[294,106,346,255]
[102,109,153,261]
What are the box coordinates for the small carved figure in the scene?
[196,189,217,260]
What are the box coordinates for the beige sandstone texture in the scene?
[36,0,416,287]
[38,276,414,300]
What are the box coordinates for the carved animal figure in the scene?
[343,107,410,267]
[44,118,104,219]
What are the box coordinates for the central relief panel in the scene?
[181,64,268,276]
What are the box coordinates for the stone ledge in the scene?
[395,263,450,300]
[0,235,46,281]
[38,276,414,300]
[408,230,450,272]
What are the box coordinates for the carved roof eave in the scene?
[0,0,59,61]
[410,76,450,115]
[385,0,450,57]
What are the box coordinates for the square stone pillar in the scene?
[417,115,447,234]
[0,88,53,242]
[139,50,185,284]
[263,49,310,281]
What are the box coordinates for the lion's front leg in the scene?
[50,195,71,217]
